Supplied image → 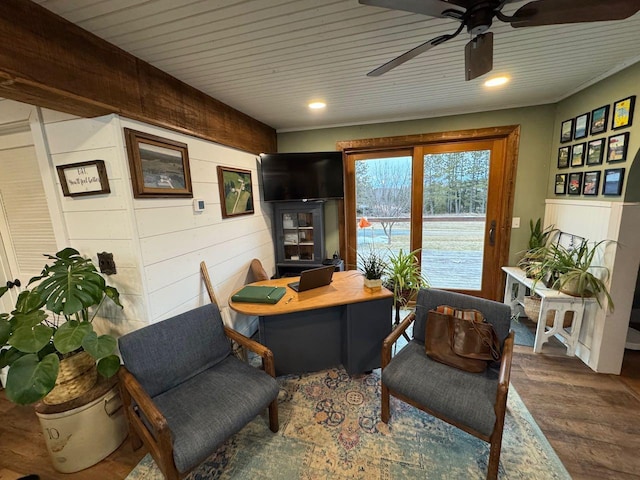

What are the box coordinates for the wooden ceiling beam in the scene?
[0,0,276,154]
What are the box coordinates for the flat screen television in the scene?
[260,151,344,202]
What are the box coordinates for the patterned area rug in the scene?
[127,368,570,480]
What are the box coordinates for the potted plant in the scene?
[0,248,122,405]
[517,218,557,277]
[358,248,387,290]
[383,248,429,321]
[536,239,614,312]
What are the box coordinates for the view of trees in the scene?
[423,150,489,215]
[356,151,489,244]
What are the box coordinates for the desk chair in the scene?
[118,304,279,480]
[250,258,269,281]
[381,288,514,480]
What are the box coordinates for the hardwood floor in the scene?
[1,346,639,479]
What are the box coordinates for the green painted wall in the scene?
[549,62,640,200]
[278,104,557,265]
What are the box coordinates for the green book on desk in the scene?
[231,285,287,304]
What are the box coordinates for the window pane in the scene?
[356,156,412,261]
[422,151,489,290]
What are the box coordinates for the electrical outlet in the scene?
[512,217,520,228]
[97,252,117,275]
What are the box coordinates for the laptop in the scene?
[287,265,335,292]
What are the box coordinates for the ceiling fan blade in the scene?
[510,0,640,28]
[358,0,464,19]
[367,35,451,77]
[465,32,493,81]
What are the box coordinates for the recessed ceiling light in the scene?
[484,76,510,87]
[308,101,326,110]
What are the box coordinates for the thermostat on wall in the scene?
[193,198,205,212]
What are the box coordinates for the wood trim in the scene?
[0,0,276,155]
[336,126,520,152]
[337,125,520,300]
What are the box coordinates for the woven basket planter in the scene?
[523,296,573,328]
[43,351,98,405]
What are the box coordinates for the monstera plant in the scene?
[0,248,122,405]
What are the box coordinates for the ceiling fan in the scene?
[360,0,640,80]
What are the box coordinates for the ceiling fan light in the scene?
[484,76,510,87]
[308,102,326,110]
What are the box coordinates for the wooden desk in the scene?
[502,266,594,355]
[229,271,393,375]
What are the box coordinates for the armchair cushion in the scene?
[382,340,499,437]
[119,304,232,397]
[153,355,279,473]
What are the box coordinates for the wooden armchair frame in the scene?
[381,312,515,480]
[119,327,278,480]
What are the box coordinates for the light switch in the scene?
[512,217,520,228]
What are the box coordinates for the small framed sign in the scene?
[56,160,110,197]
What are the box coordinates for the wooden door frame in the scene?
[337,125,521,300]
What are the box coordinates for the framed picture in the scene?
[582,171,600,196]
[124,129,192,198]
[567,172,583,195]
[560,118,574,143]
[586,138,605,165]
[571,143,585,167]
[217,166,254,218]
[612,95,635,130]
[574,112,589,140]
[56,160,110,197]
[557,146,570,169]
[590,105,609,135]
[607,132,629,163]
[602,168,625,196]
[555,173,567,194]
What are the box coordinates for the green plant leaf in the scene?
[0,317,11,344]
[9,309,48,329]
[8,325,53,353]
[82,331,116,360]
[13,290,46,315]
[53,320,93,354]
[104,286,123,308]
[5,353,59,405]
[97,355,120,378]
[0,347,26,368]
[0,285,7,297]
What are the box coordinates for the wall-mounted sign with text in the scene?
[56,160,110,197]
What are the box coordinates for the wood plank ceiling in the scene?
[33,0,640,132]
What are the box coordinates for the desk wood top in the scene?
[229,271,393,316]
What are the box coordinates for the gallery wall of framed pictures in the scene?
[555,95,635,198]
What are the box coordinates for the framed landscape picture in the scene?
[602,168,625,196]
[582,171,600,196]
[560,118,574,143]
[571,142,585,167]
[574,112,589,140]
[568,172,583,195]
[557,146,570,169]
[590,105,609,135]
[607,132,629,163]
[555,174,567,194]
[586,138,605,165]
[217,166,254,218]
[124,129,193,198]
[612,95,635,130]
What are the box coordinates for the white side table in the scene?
[502,266,595,356]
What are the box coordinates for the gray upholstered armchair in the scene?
[381,288,514,480]
[118,303,279,480]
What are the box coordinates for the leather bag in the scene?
[425,306,501,373]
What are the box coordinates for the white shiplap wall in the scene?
[40,111,275,336]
